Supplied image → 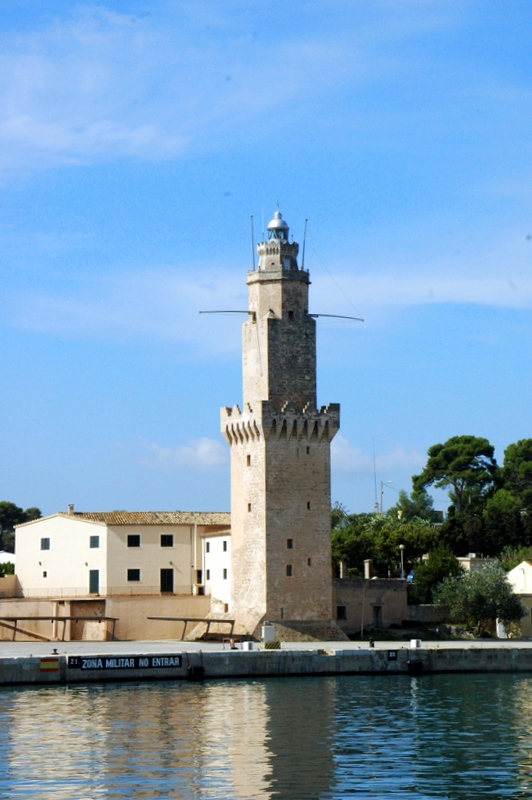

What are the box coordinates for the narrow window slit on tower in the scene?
[307,501,311,510]
[288,310,294,319]
[287,538,293,549]
[248,503,252,512]
[308,557,312,566]
[286,564,293,577]
[246,454,251,466]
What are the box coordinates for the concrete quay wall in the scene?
[3,645,532,686]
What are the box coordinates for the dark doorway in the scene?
[160,568,174,593]
[89,570,99,595]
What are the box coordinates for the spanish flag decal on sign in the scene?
[40,657,59,672]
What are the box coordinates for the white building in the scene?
[507,560,532,636]
[14,508,230,601]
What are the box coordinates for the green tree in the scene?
[23,507,42,523]
[0,501,42,552]
[387,489,438,522]
[482,489,526,554]
[434,563,525,634]
[409,545,464,604]
[332,512,438,577]
[437,505,488,556]
[331,502,349,531]
[499,545,532,572]
[413,435,497,513]
[500,439,532,506]
[0,561,14,577]
[487,440,532,548]
[331,513,376,576]
[369,514,437,575]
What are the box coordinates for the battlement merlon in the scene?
[220,401,340,445]
[256,239,300,272]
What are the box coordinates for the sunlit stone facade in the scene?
[221,211,340,635]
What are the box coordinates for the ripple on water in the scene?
[1,674,532,799]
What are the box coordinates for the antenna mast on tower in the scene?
[250,215,256,270]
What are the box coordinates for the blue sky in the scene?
[2,0,532,517]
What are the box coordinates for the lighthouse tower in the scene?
[221,210,340,636]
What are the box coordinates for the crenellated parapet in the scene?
[220,403,262,445]
[221,400,340,445]
[257,239,300,271]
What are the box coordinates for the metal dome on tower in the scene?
[257,208,299,271]
[267,210,289,241]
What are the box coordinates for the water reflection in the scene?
[1,674,532,798]
[264,678,335,798]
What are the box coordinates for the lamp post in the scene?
[399,544,405,580]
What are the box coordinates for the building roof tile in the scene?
[17,511,230,528]
[61,511,230,526]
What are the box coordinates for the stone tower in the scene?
[221,210,340,636]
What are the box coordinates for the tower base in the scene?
[233,613,349,642]
[185,611,349,642]
[263,619,349,643]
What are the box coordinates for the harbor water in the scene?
[1,672,532,799]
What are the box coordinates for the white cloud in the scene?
[332,272,532,312]
[8,221,532,352]
[376,446,426,473]
[140,437,227,471]
[332,434,424,473]
[0,6,363,172]
[0,2,468,174]
[0,9,195,171]
[309,227,532,316]
[331,436,373,472]
[9,266,245,354]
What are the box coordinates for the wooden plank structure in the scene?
[147,616,235,641]
[0,616,119,642]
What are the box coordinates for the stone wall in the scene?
[408,604,446,624]
[270,619,348,642]
[333,578,409,635]
[0,574,18,598]
[0,598,59,641]
[0,595,212,641]
[244,268,316,411]
[222,401,340,634]
[6,645,532,687]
